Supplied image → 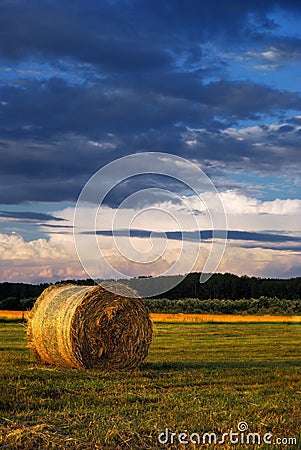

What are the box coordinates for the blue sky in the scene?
[0,0,300,282]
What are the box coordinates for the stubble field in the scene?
[0,317,300,449]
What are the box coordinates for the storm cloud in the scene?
[0,1,300,204]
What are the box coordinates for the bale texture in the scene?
[27,284,152,370]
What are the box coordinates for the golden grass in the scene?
[1,310,300,324]
[0,310,29,319]
[151,313,301,323]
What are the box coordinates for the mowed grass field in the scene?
[1,310,300,322]
[0,319,300,449]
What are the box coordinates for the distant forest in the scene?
[0,273,301,314]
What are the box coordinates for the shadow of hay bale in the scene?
[27,283,152,371]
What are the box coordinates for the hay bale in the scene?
[27,284,152,371]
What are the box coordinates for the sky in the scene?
[0,0,301,283]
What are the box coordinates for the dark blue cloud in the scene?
[0,0,300,204]
[1,0,300,67]
[277,125,295,133]
[86,228,301,246]
[0,210,65,221]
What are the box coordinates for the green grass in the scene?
[0,322,300,449]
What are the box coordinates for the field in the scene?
[0,310,29,320]
[1,310,300,323]
[151,313,301,323]
[0,319,300,449]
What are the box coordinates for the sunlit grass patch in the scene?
[151,312,301,323]
[0,321,300,448]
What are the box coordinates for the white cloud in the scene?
[0,232,76,260]
[220,191,301,216]
[0,186,300,282]
[222,122,301,141]
[246,47,280,62]
[0,258,86,283]
[218,245,301,279]
[0,232,85,282]
[214,191,301,233]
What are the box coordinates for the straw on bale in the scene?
[27,283,152,371]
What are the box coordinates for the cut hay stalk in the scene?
[27,284,152,371]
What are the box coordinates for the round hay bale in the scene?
[27,284,152,371]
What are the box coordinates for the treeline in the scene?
[175,272,301,300]
[143,297,301,315]
[0,279,95,310]
[125,272,301,300]
[0,273,301,311]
